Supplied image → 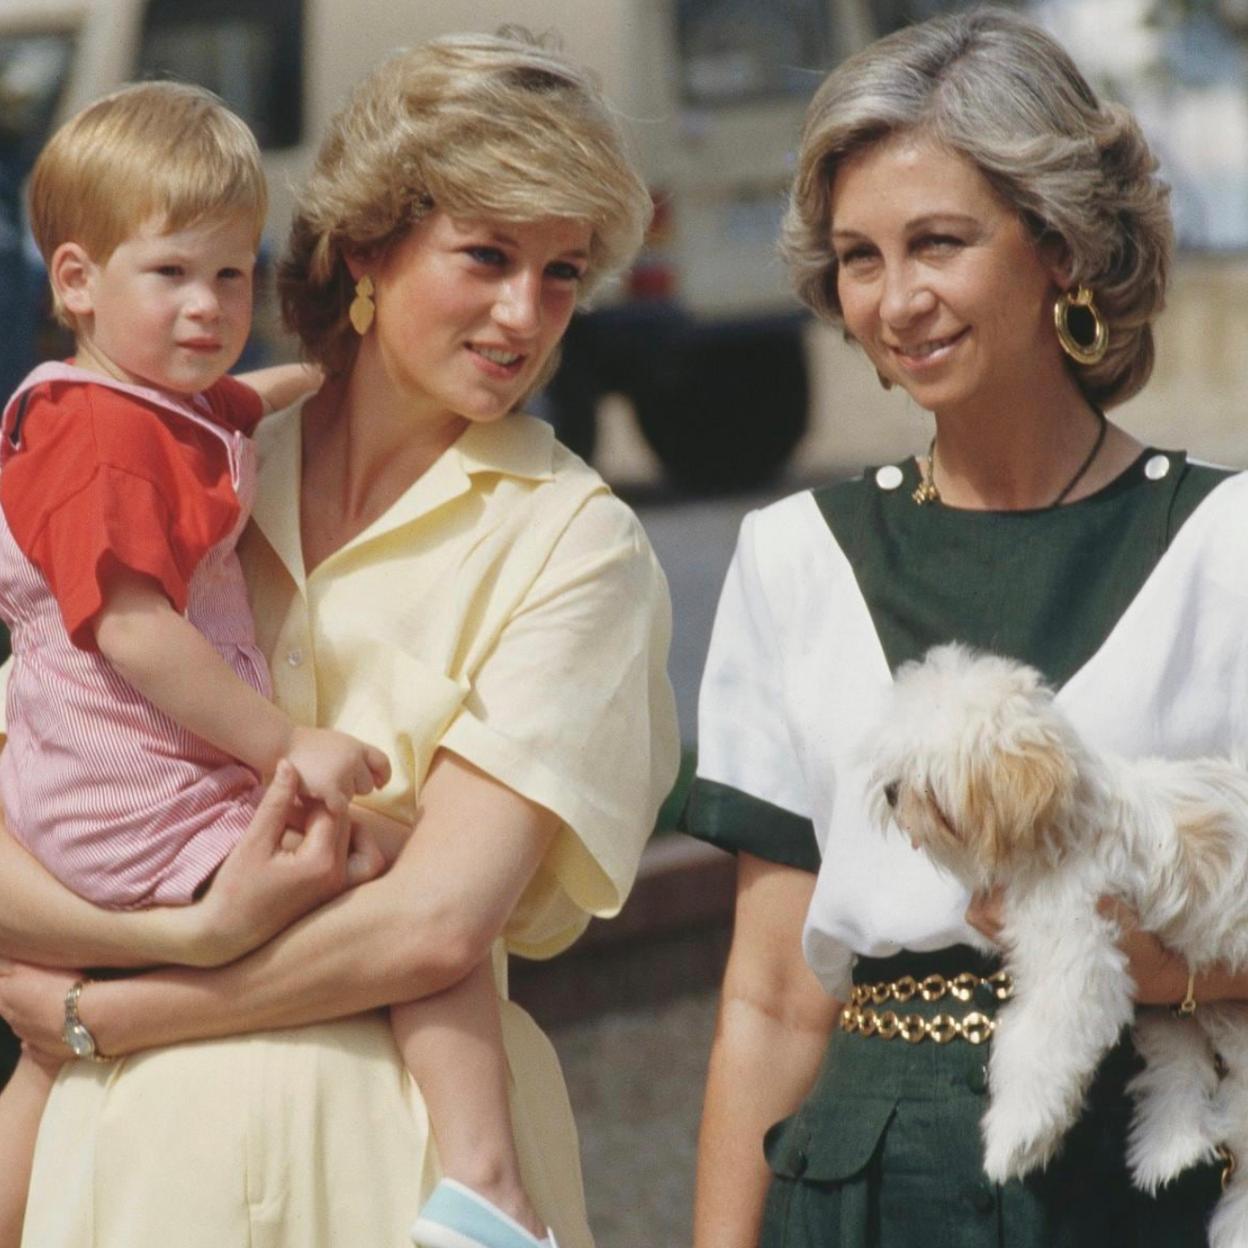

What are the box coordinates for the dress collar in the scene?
[454,414,556,483]
[249,407,556,587]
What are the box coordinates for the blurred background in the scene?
[2,0,1248,1243]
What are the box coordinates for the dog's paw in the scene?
[982,1132,1055,1183]
[1207,1181,1248,1248]
[981,1103,1060,1182]
[1127,1121,1217,1194]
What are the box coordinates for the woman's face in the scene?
[358,210,591,426]
[830,133,1067,416]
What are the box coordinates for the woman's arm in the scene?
[0,750,559,1057]
[0,763,363,968]
[693,852,841,1248]
[1094,900,1248,1007]
[965,892,1248,1005]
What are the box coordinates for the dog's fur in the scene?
[866,644,1248,1247]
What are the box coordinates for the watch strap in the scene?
[63,978,111,1062]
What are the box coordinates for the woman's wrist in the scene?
[1138,958,1247,1011]
[1186,962,1247,1008]
[74,974,154,1059]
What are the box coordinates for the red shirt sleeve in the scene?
[205,374,264,435]
[0,382,244,649]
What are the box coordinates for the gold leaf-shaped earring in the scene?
[349,275,375,336]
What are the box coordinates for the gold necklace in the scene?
[912,411,1108,508]
[912,440,940,505]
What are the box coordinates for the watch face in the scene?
[65,1023,95,1060]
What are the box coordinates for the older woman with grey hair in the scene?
[684,8,1246,1247]
[0,30,678,1248]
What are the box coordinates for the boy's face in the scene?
[70,213,257,396]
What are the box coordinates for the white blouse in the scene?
[695,467,1248,997]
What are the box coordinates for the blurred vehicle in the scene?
[28,0,1245,488]
[0,0,889,492]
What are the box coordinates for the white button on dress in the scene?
[1144,454,1170,481]
[875,464,904,491]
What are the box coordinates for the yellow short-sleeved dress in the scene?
[21,409,681,1248]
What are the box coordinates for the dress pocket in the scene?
[760,1098,897,1248]
[765,1096,897,1181]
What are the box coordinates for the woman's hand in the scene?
[40,751,558,1058]
[1096,898,1189,1006]
[181,762,383,966]
[966,891,1189,1005]
[0,960,77,1061]
[965,888,1006,945]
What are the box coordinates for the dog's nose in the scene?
[884,781,899,809]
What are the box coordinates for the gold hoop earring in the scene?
[1054,285,1108,365]
[349,275,375,336]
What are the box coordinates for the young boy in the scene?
[0,82,553,1248]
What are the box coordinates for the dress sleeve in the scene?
[0,386,241,648]
[440,492,680,959]
[681,509,820,872]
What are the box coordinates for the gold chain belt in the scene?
[840,970,1015,1046]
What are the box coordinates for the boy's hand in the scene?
[186,760,377,965]
[286,726,390,815]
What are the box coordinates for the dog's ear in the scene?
[965,737,1078,872]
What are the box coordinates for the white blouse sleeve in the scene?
[695,509,812,819]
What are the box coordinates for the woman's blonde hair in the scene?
[29,81,266,326]
[280,29,652,375]
[781,6,1172,408]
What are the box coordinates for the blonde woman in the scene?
[686,9,1243,1247]
[0,31,678,1248]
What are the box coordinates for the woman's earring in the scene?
[349,275,375,336]
[875,369,894,392]
[1054,285,1108,365]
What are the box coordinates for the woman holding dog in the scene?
[0,31,678,1248]
[685,8,1245,1247]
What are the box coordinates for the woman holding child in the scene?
[686,8,1248,1248]
[0,30,677,1248]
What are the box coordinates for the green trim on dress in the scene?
[681,777,819,873]
[813,450,1232,687]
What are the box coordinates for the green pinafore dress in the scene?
[685,450,1236,1247]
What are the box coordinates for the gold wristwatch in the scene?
[63,979,109,1062]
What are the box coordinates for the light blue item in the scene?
[410,1179,557,1248]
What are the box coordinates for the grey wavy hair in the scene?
[280,28,651,376]
[780,6,1172,408]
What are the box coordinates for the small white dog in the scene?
[866,644,1248,1248]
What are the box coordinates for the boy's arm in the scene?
[236,363,322,414]
[95,567,297,775]
[93,567,388,810]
